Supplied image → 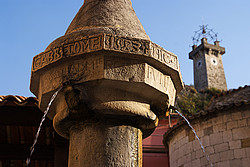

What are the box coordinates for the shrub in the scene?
[175,86,222,116]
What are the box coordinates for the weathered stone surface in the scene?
[227,120,238,130]
[200,156,209,166]
[201,136,210,147]
[68,121,142,167]
[203,126,213,136]
[65,0,150,40]
[233,127,250,140]
[210,132,223,146]
[216,160,230,167]
[52,84,159,139]
[31,34,183,95]
[214,143,229,153]
[229,140,241,149]
[238,118,247,127]
[205,146,215,154]
[165,107,250,167]
[242,158,250,167]
[230,159,242,167]
[219,150,234,161]
[191,159,201,167]
[30,0,184,166]
[209,153,220,163]
[234,148,246,159]
[36,56,176,120]
[222,130,233,142]
[242,138,250,148]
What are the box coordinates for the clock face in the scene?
[211,58,218,65]
[197,60,202,68]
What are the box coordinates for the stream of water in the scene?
[25,87,213,166]
[26,87,62,166]
[174,109,214,167]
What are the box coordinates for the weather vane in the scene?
[192,25,220,46]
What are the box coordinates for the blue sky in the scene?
[0,0,250,97]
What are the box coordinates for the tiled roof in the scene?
[164,85,250,141]
[0,95,38,107]
[0,95,56,165]
[206,85,250,111]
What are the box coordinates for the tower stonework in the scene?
[189,38,227,91]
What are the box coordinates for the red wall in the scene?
[142,117,179,167]
[143,153,169,167]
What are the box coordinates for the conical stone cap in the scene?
[65,0,149,40]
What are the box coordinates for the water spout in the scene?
[26,87,62,166]
[170,106,214,167]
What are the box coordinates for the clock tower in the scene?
[189,26,227,91]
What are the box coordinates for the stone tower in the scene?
[189,37,227,91]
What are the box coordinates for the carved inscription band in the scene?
[32,35,103,71]
[32,33,178,72]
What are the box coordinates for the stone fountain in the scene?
[30,0,183,166]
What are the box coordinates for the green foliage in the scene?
[176,86,222,115]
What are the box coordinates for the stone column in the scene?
[68,121,142,167]
[30,0,183,166]
[52,84,158,167]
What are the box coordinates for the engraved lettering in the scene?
[120,38,126,51]
[104,35,110,48]
[158,49,162,60]
[114,37,121,50]
[47,51,54,62]
[32,33,178,73]
[74,42,81,54]
[148,66,157,81]
[80,39,90,52]
[144,42,151,55]
[54,47,63,59]
[33,55,41,70]
[90,37,101,50]
[41,53,48,66]
[69,44,74,55]
[42,57,104,92]
[110,35,114,49]
[63,45,70,56]
[104,34,115,49]
[104,34,150,55]
[162,52,167,63]
[104,34,154,56]
[132,41,141,52]
[150,43,178,70]
[146,65,169,91]
[64,36,102,56]
[124,39,133,52]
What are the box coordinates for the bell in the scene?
[202,27,206,34]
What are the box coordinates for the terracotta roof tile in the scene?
[0,95,38,107]
[207,85,250,111]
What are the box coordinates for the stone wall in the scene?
[204,52,227,91]
[192,50,208,91]
[166,105,250,167]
